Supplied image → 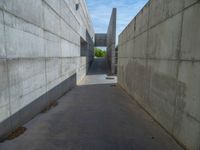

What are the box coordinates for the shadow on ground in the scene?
[87,57,108,75]
[79,58,117,86]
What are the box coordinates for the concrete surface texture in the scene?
[0,0,94,139]
[94,8,117,75]
[95,33,107,47]
[0,59,183,150]
[118,0,200,150]
[107,8,117,75]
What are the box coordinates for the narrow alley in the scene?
[0,58,183,150]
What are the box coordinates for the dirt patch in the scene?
[0,127,27,143]
[41,101,58,113]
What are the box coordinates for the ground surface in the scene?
[79,58,117,85]
[0,58,183,150]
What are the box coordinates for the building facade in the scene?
[0,0,94,138]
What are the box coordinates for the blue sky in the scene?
[86,0,148,43]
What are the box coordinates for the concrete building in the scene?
[118,0,200,150]
[95,8,117,75]
[0,0,199,150]
[107,8,117,75]
[0,0,94,138]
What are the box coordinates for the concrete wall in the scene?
[95,33,107,47]
[118,1,200,150]
[0,0,94,138]
[107,8,117,74]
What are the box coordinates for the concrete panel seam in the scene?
[184,0,200,10]
[121,1,149,36]
[42,0,81,38]
[43,29,80,47]
[2,10,79,47]
[145,2,151,105]
[2,9,12,129]
[42,0,48,107]
[171,0,185,135]
[117,83,186,150]
[120,1,200,44]
[60,0,81,27]
[4,57,84,60]
[13,86,47,102]
[78,1,94,32]
[118,57,200,62]
[2,8,43,30]
[1,2,86,47]
[185,112,200,124]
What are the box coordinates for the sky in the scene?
[86,0,148,44]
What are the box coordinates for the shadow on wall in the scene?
[117,0,200,149]
[0,74,77,141]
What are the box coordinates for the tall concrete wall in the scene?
[118,0,200,150]
[0,0,94,138]
[107,8,117,74]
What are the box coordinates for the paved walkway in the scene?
[0,58,183,150]
[79,58,117,85]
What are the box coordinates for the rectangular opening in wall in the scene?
[80,37,88,56]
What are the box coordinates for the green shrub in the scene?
[94,48,106,57]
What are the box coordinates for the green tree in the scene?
[94,48,106,57]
